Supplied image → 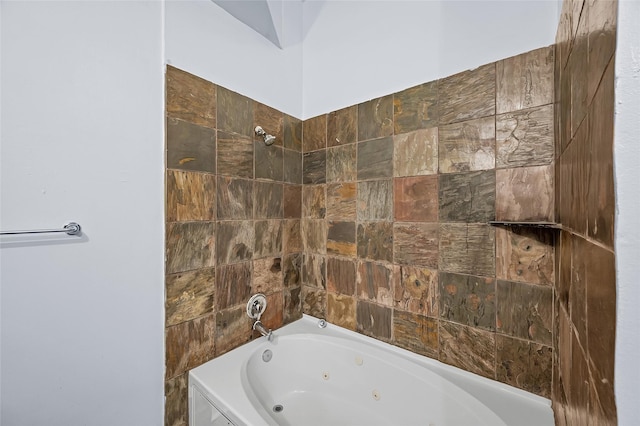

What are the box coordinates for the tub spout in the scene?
[253,320,273,341]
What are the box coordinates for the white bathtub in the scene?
[189,315,554,426]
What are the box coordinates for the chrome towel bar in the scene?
[0,222,82,236]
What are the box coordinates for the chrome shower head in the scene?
[255,126,276,146]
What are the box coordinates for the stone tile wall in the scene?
[300,46,556,399]
[553,0,618,424]
[164,66,303,426]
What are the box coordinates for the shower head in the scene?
[255,126,276,146]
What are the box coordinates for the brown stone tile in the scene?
[438,63,496,124]
[558,54,573,154]
[496,335,552,398]
[496,105,554,168]
[164,373,188,426]
[567,331,591,425]
[217,86,253,137]
[216,177,252,220]
[327,221,356,257]
[215,306,251,356]
[393,81,438,134]
[283,114,302,152]
[303,150,326,184]
[283,219,302,253]
[215,221,253,265]
[587,61,615,248]
[283,149,302,184]
[496,46,554,114]
[438,117,495,173]
[358,95,394,141]
[569,116,590,235]
[302,285,326,318]
[216,131,253,178]
[496,227,555,286]
[326,182,356,220]
[252,257,283,295]
[283,185,302,219]
[393,311,438,358]
[166,170,215,222]
[569,14,589,138]
[357,222,393,263]
[393,128,438,177]
[254,181,283,219]
[327,106,357,148]
[438,170,495,222]
[589,363,617,426]
[357,261,394,307]
[327,144,357,183]
[260,292,284,332]
[326,257,357,296]
[439,321,496,379]
[165,314,215,379]
[570,233,587,350]
[254,220,282,258]
[302,253,326,289]
[327,293,356,330]
[215,262,251,310]
[166,222,215,274]
[166,66,216,128]
[166,268,215,327]
[357,180,393,221]
[356,301,391,340]
[557,230,572,313]
[284,287,302,324]
[496,165,554,222]
[357,137,393,180]
[497,280,553,345]
[393,265,438,317]
[303,114,327,152]
[394,175,438,222]
[587,0,617,103]
[439,223,495,276]
[167,118,216,173]
[301,219,326,254]
[254,102,283,147]
[283,253,302,289]
[394,222,439,268]
[255,141,283,181]
[302,185,326,219]
[439,272,495,331]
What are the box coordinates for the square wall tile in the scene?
[303,114,327,152]
[302,185,326,219]
[215,221,253,265]
[283,185,302,219]
[393,311,438,358]
[326,257,357,296]
[252,258,283,295]
[166,66,216,128]
[587,0,617,103]
[439,223,495,276]
[284,287,302,323]
[166,170,215,222]
[167,118,216,173]
[166,222,215,274]
[496,227,554,286]
[165,374,188,426]
[496,280,553,345]
[217,86,253,137]
[438,63,495,124]
[283,149,302,184]
[393,128,438,177]
[254,181,283,219]
[326,182,356,221]
[439,117,495,173]
[283,252,302,288]
[327,106,357,148]
[283,219,302,254]
[166,268,215,327]
[217,131,253,179]
[283,114,302,151]
[217,177,253,220]
[303,150,327,185]
[215,262,252,310]
[358,95,394,141]
[302,285,327,318]
[255,141,283,181]
[393,265,438,317]
[165,314,215,379]
[327,144,357,183]
[327,221,356,257]
[496,165,554,222]
[393,81,438,134]
[215,306,251,356]
[302,254,326,289]
[327,293,356,330]
[439,272,496,331]
[438,170,495,222]
[496,46,554,114]
[357,261,394,306]
[496,105,554,168]
[356,301,392,340]
[357,222,393,263]
[393,223,439,268]
[439,321,496,379]
[301,219,327,254]
[254,102,283,146]
[357,137,394,180]
[496,335,552,398]
[357,180,393,221]
[254,220,283,258]
[394,175,438,222]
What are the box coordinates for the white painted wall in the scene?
[614,1,640,423]
[301,0,559,118]
[165,0,303,118]
[0,2,165,425]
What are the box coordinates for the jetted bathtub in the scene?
[189,315,554,426]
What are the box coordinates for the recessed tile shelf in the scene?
[488,221,561,229]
